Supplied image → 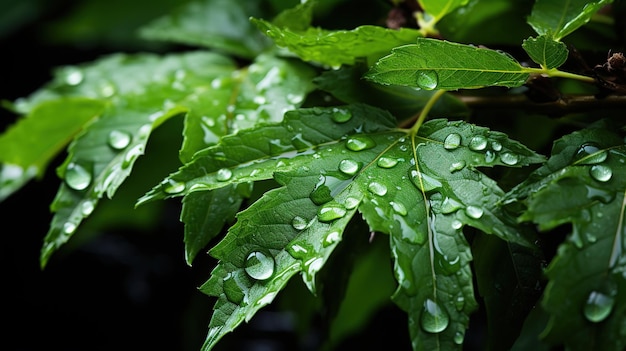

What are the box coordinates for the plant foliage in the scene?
[2,0,626,350]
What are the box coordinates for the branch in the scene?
[456,93,626,117]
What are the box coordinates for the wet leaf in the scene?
[522,35,569,69]
[527,0,613,41]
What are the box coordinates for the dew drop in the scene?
[107,130,132,150]
[65,163,92,191]
[416,70,439,90]
[441,197,464,214]
[292,216,308,231]
[164,179,185,194]
[583,291,615,323]
[318,204,347,222]
[491,141,502,151]
[420,299,449,333]
[485,150,496,163]
[80,200,95,216]
[449,160,466,173]
[469,135,488,151]
[590,165,612,182]
[244,251,275,280]
[500,152,519,165]
[63,222,77,234]
[451,219,463,230]
[339,159,360,175]
[345,135,376,151]
[575,143,608,165]
[64,68,84,86]
[344,197,360,210]
[443,133,461,150]
[454,295,465,311]
[454,331,465,345]
[377,156,399,168]
[323,231,340,247]
[390,201,408,216]
[465,205,484,219]
[216,168,233,181]
[287,93,304,104]
[368,182,388,196]
[331,107,352,123]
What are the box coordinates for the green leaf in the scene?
[506,122,626,351]
[418,0,469,22]
[139,0,272,58]
[252,18,422,67]
[0,98,105,201]
[271,0,314,31]
[140,104,544,350]
[522,35,569,69]
[366,38,530,90]
[527,0,613,41]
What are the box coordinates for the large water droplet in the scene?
[216,168,233,181]
[244,251,275,280]
[390,201,408,216]
[318,204,347,222]
[444,133,461,150]
[500,152,519,165]
[575,143,608,165]
[441,197,464,214]
[583,290,615,323]
[377,156,399,168]
[339,159,360,175]
[420,299,449,333]
[484,150,496,163]
[368,182,388,196]
[292,216,308,230]
[491,141,502,151]
[449,160,466,173]
[63,221,77,234]
[344,197,360,210]
[331,107,352,123]
[108,130,132,150]
[164,179,185,194]
[65,163,92,191]
[64,68,84,86]
[454,331,465,345]
[346,135,376,151]
[80,200,96,216]
[469,135,488,151]
[590,165,612,182]
[323,231,340,247]
[416,70,439,90]
[465,205,484,219]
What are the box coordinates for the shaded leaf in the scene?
[418,0,469,22]
[252,18,422,67]
[366,38,530,90]
[522,35,569,69]
[140,104,544,350]
[271,0,314,31]
[505,122,626,351]
[527,0,613,41]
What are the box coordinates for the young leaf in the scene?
[522,35,569,69]
[140,104,544,350]
[366,38,530,90]
[418,0,469,23]
[139,0,272,58]
[251,18,422,67]
[527,0,613,41]
[506,123,626,351]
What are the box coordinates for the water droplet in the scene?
[216,168,233,181]
[310,175,333,205]
[377,156,398,168]
[164,179,185,194]
[449,160,466,173]
[291,216,308,231]
[65,163,92,191]
[338,159,360,175]
[323,231,340,247]
[583,291,615,323]
[441,197,464,214]
[416,70,439,90]
[318,204,347,222]
[223,273,245,305]
[451,219,463,230]
[244,251,275,280]
[368,182,387,196]
[345,135,376,151]
[465,205,484,219]
[454,331,465,345]
[575,143,608,165]
[500,152,519,165]
[454,295,465,311]
[469,135,488,151]
[491,141,502,151]
[344,197,360,210]
[420,299,449,333]
[331,107,352,123]
[64,68,84,86]
[484,150,496,163]
[287,93,304,104]
[80,200,95,216]
[390,201,408,216]
[410,170,442,192]
[590,165,612,182]
[107,130,132,150]
[443,133,461,150]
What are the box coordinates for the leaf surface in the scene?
[527,0,613,41]
[522,35,569,69]
[418,0,469,22]
[366,38,530,90]
[505,122,626,351]
[140,103,544,350]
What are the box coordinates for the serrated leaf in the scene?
[0,98,105,201]
[522,35,569,69]
[527,0,613,41]
[140,104,544,350]
[252,18,422,67]
[139,0,272,58]
[418,0,469,22]
[366,38,530,90]
[506,122,626,351]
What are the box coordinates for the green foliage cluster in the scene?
[2,0,626,350]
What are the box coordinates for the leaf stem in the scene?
[522,67,595,84]
[410,89,447,136]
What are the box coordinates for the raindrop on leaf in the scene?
[590,165,612,182]
[331,107,352,123]
[583,290,615,323]
[317,204,347,222]
[416,70,438,90]
[65,163,92,191]
[443,133,461,150]
[216,168,233,182]
[500,152,519,165]
[368,182,388,196]
[345,135,376,151]
[338,159,360,175]
[469,135,488,151]
[108,130,132,150]
[420,299,449,333]
[244,251,275,280]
